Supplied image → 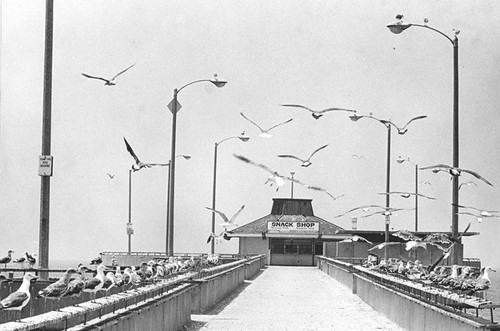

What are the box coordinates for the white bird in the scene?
[280,104,356,119]
[205,205,245,228]
[123,137,168,172]
[459,181,477,190]
[63,265,89,300]
[454,204,500,222]
[0,273,37,321]
[467,266,496,295]
[377,191,436,200]
[240,112,293,138]
[359,207,414,219]
[335,205,387,218]
[420,164,493,186]
[233,154,325,192]
[381,116,428,135]
[84,264,107,301]
[340,235,373,244]
[81,64,135,86]
[207,230,230,245]
[278,144,329,167]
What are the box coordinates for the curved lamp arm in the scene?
[216,133,250,147]
[349,113,390,129]
[387,19,456,45]
[176,75,227,95]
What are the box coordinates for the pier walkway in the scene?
[186,266,404,331]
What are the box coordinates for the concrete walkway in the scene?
[185,266,404,331]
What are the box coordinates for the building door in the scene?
[270,238,315,266]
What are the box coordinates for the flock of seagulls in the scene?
[420,164,493,187]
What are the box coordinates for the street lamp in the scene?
[349,113,392,260]
[396,156,419,232]
[210,133,250,254]
[387,15,461,263]
[167,74,227,256]
[165,154,191,255]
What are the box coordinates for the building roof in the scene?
[228,198,344,239]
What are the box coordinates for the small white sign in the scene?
[39,155,53,176]
[267,221,319,232]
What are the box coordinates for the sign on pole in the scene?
[39,155,53,176]
[167,99,182,114]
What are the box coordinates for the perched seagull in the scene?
[84,264,108,301]
[205,205,245,228]
[280,104,356,119]
[81,64,135,86]
[0,250,14,268]
[335,205,387,218]
[428,222,471,272]
[377,191,436,200]
[207,230,230,245]
[0,273,37,321]
[459,181,477,190]
[106,173,115,179]
[419,164,493,187]
[12,256,26,268]
[233,154,325,192]
[352,154,366,159]
[454,203,500,222]
[381,116,428,135]
[123,137,168,172]
[90,256,103,266]
[63,265,90,300]
[340,235,373,244]
[467,266,496,295]
[25,253,36,268]
[38,268,78,300]
[278,144,329,167]
[240,112,293,138]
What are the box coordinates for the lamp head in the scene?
[210,73,227,88]
[181,154,191,160]
[396,156,406,164]
[349,114,363,122]
[238,133,250,142]
[387,15,411,34]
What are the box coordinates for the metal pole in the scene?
[128,169,132,254]
[210,143,218,254]
[415,164,419,232]
[451,37,460,264]
[39,0,54,279]
[384,124,391,261]
[167,90,178,256]
[290,172,295,198]
[165,162,171,255]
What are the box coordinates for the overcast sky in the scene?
[1,1,500,268]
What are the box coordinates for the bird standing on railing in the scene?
[63,265,90,303]
[84,264,107,301]
[0,250,14,268]
[25,252,36,268]
[38,268,78,308]
[0,272,38,321]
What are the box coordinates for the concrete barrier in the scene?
[317,256,499,331]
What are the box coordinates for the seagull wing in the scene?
[229,205,245,223]
[325,192,345,200]
[280,104,313,113]
[401,115,428,129]
[267,118,293,132]
[335,204,385,218]
[205,207,230,223]
[460,169,494,186]
[81,73,110,83]
[353,235,373,244]
[240,113,265,132]
[318,107,356,113]
[308,144,329,160]
[0,291,28,308]
[233,154,281,177]
[419,164,453,171]
[206,233,214,244]
[277,154,305,163]
[123,137,141,165]
[112,64,136,80]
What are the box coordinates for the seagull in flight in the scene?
[454,203,500,222]
[380,115,428,135]
[123,137,168,172]
[207,230,230,245]
[352,154,366,159]
[419,164,493,187]
[459,181,477,190]
[335,205,387,218]
[324,192,345,201]
[280,104,356,119]
[278,144,329,167]
[358,207,414,219]
[233,154,325,192]
[240,113,293,138]
[106,173,115,179]
[81,64,135,86]
[205,205,245,228]
[377,191,436,200]
[340,235,373,244]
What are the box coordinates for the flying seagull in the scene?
[352,154,366,159]
[280,104,356,119]
[205,205,245,228]
[340,235,373,244]
[359,207,414,219]
[454,203,500,222]
[207,230,230,244]
[240,113,293,138]
[377,191,436,200]
[381,115,428,135]
[233,154,325,192]
[123,137,168,172]
[335,204,387,218]
[81,64,135,86]
[459,181,477,190]
[278,144,329,167]
[419,164,493,187]
[324,192,345,201]
[106,173,115,179]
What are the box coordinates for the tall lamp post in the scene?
[349,113,392,260]
[387,16,461,263]
[165,154,191,255]
[210,133,250,254]
[167,75,227,256]
[396,156,419,232]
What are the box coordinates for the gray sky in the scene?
[1,1,499,267]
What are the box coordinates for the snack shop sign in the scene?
[268,221,319,232]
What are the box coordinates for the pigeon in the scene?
[419,164,493,186]
[205,205,245,228]
[280,104,356,119]
[278,144,329,167]
[377,191,436,200]
[240,112,293,138]
[0,273,38,321]
[81,64,135,86]
[123,137,168,172]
